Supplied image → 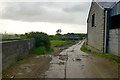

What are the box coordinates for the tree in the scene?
[56,29,62,34]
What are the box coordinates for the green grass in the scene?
[32,47,54,55]
[32,40,74,55]
[51,40,73,47]
[80,43,120,64]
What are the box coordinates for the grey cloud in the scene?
[2,2,47,20]
[63,5,84,12]
[1,2,91,25]
[63,3,90,12]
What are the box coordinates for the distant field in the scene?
[1,35,21,41]
[50,40,73,47]
[2,38,21,41]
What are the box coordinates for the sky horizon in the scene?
[0,1,92,35]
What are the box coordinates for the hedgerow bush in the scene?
[26,32,51,51]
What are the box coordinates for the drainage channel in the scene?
[64,41,82,79]
[64,50,68,80]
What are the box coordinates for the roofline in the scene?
[87,2,92,23]
[95,1,104,9]
[94,0,119,9]
[87,0,119,22]
[87,1,104,22]
[110,1,120,8]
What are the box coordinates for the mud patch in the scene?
[81,55,89,57]
[59,55,68,61]
[10,75,15,78]
[70,50,74,52]
[72,58,82,61]
[76,58,81,61]
[17,73,23,75]
[58,61,65,65]
[2,54,52,78]
[35,56,40,58]
[19,64,32,73]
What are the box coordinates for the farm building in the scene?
[87,0,120,56]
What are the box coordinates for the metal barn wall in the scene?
[108,29,120,56]
[110,1,120,17]
[108,2,120,56]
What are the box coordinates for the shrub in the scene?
[26,32,51,51]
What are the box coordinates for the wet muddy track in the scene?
[2,41,119,79]
[40,41,119,78]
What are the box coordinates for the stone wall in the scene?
[2,39,35,70]
[108,29,120,56]
[87,2,105,52]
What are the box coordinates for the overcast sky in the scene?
[0,1,92,35]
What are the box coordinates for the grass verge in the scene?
[31,47,54,55]
[80,43,120,64]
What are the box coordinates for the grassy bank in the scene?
[80,43,120,64]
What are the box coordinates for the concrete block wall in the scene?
[0,40,2,73]
[87,2,105,52]
[2,38,35,70]
[108,29,120,56]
